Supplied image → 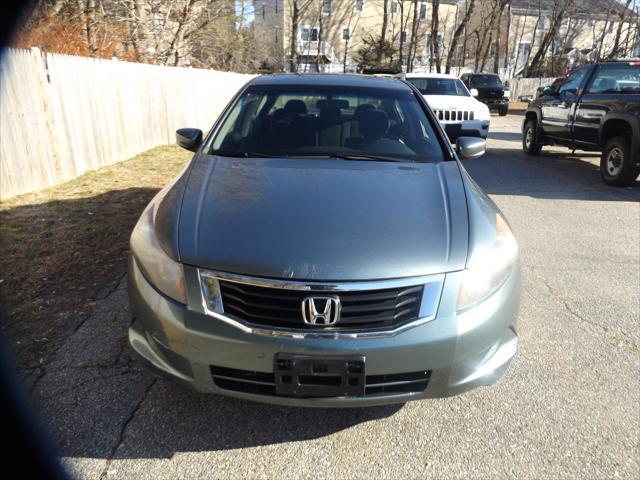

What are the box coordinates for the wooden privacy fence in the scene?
[0,48,255,200]
[509,77,556,102]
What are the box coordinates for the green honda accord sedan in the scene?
[128,74,520,407]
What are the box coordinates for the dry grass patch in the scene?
[0,145,190,370]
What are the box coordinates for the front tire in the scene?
[600,136,638,186]
[523,119,542,155]
[499,106,508,116]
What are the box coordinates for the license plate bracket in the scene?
[274,353,366,397]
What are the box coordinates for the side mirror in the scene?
[470,88,479,97]
[176,128,203,152]
[456,137,486,159]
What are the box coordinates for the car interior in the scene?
[588,74,640,93]
[211,90,444,161]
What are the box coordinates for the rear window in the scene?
[586,64,640,94]
[209,84,445,163]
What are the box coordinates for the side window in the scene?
[586,65,640,94]
[559,69,588,96]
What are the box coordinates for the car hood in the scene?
[176,156,469,280]
[423,95,481,111]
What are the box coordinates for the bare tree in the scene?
[287,0,315,72]
[525,0,573,76]
[14,0,267,72]
[492,3,504,73]
[430,0,441,72]
[444,0,476,73]
[605,0,634,59]
[381,0,389,42]
[595,2,616,61]
[522,2,542,74]
[509,4,531,74]
[445,0,476,73]
[502,0,511,72]
[472,3,492,72]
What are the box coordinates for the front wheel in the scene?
[522,120,542,155]
[499,106,508,116]
[600,136,639,186]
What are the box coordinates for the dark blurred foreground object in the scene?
[1,0,30,47]
[1,2,68,478]
[0,336,67,479]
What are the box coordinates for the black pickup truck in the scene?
[461,73,509,116]
[523,60,640,186]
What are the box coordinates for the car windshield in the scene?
[469,75,502,87]
[209,84,445,163]
[406,77,470,97]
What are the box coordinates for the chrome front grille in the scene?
[198,270,445,337]
[434,109,474,122]
[219,280,423,330]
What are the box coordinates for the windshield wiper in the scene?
[210,150,279,158]
[331,153,409,163]
[210,150,409,162]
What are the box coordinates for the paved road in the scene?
[29,115,639,479]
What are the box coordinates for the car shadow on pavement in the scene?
[488,132,522,143]
[113,378,404,459]
[463,144,639,201]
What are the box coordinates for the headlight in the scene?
[477,104,491,120]
[457,214,518,312]
[130,204,186,304]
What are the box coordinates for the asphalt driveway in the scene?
[28,115,640,479]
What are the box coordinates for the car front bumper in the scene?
[443,120,490,141]
[479,98,508,110]
[128,257,520,407]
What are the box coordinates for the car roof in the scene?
[248,73,412,91]
[404,72,459,79]
[464,73,501,77]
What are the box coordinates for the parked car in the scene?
[128,74,520,407]
[460,73,509,116]
[403,72,490,142]
[523,60,640,186]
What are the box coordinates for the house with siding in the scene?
[253,0,640,76]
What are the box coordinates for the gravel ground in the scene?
[27,115,639,479]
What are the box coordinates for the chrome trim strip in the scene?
[197,269,445,340]
[200,269,442,291]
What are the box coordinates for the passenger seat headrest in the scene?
[354,104,376,120]
[360,110,389,139]
[284,99,307,115]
